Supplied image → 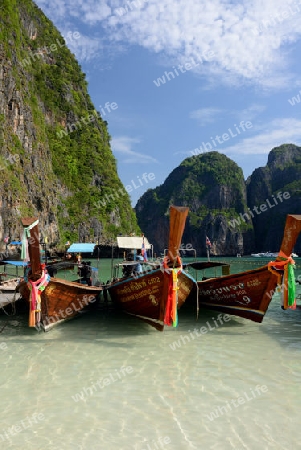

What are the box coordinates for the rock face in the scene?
[136,152,254,256]
[246,144,301,253]
[0,0,139,253]
[136,146,301,256]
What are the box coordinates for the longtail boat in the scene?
[108,206,196,331]
[18,218,103,331]
[194,214,301,322]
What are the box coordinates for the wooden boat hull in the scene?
[109,205,192,330]
[19,278,102,331]
[194,214,301,322]
[197,265,278,322]
[18,217,103,330]
[108,268,195,331]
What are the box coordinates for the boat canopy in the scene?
[185,261,228,270]
[3,260,28,266]
[67,243,95,253]
[116,236,151,249]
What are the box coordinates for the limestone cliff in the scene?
[136,152,254,256]
[246,144,301,253]
[136,146,301,256]
[0,0,139,253]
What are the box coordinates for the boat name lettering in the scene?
[229,282,244,291]
[236,289,247,296]
[116,280,148,295]
[246,278,261,287]
[134,288,152,299]
[121,293,136,302]
[116,285,132,295]
[147,276,160,285]
[199,282,244,296]
[131,280,147,290]
[201,293,237,301]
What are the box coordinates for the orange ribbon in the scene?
[162,256,182,327]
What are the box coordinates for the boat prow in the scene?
[18,217,102,331]
[197,214,301,322]
[108,205,195,330]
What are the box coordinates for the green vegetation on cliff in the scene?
[137,151,247,217]
[136,152,251,255]
[136,146,301,255]
[246,144,301,251]
[0,0,139,245]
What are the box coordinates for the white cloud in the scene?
[104,0,301,88]
[64,33,103,62]
[177,117,301,158]
[237,104,266,121]
[35,0,67,18]
[111,136,158,163]
[190,107,224,125]
[35,0,301,87]
[223,118,301,155]
[77,1,111,24]
[189,104,266,129]
[36,0,111,23]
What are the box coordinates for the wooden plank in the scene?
[21,217,39,227]
[167,205,189,263]
[279,214,301,257]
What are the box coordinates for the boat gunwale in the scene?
[108,266,196,290]
[48,277,103,290]
[197,263,273,283]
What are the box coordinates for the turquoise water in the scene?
[0,258,301,449]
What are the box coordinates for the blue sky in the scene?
[35,0,301,205]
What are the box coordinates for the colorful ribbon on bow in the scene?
[21,219,39,261]
[162,256,182,327]
[27,265,50,327]
[268,251,296,309]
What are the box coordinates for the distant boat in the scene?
[251,251,298,258]
[251,252,278,258]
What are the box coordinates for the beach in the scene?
[0,258,300,449]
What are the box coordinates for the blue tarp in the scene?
[3,261,28,266]
[67,243,95,253]
[9,241,22,245]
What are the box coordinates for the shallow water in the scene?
[0,258,301,450]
